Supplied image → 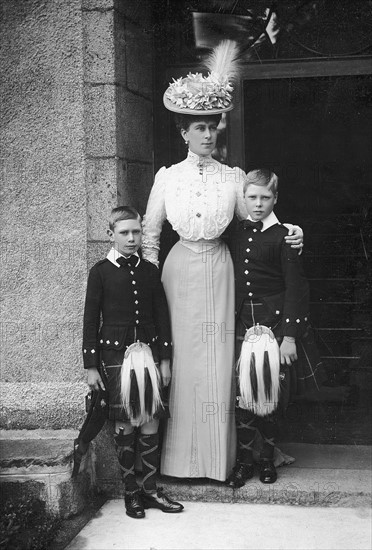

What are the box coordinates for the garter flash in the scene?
[237,325,280,417]
[120,342,163,426]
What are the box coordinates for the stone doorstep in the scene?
[0,429,94,519]
[96,443,372,508]
[0,431,371,513]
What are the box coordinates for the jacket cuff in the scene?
[158,340,172,361]
[83,345,99,369]
[282,314,309,338]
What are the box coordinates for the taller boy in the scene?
[82,206,183,518]
[227,169,322,488]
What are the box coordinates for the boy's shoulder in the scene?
[268,223,289,236]
[89,258,111,274]
[92,258,110,268]
[140,258,160,274]
[260,223,291,246]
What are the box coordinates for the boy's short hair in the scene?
[109,206,141,230]
[244,169,279,195]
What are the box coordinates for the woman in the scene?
[142,41,303,481]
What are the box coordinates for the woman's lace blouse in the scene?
[142,150,248,265]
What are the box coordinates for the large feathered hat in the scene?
[163,40,240,115]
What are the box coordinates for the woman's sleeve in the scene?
[234,167,248,221]
[142,167,167,267]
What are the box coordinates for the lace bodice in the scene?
[142,150,248,265]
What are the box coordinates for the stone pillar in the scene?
[83,0,154,256]
[0,0,87,429]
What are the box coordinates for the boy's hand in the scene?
[159,359,171,387]
[87,367,105,391]
[280,339,297,365]
[284,225,303,250]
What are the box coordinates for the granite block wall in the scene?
[0,0,155,429]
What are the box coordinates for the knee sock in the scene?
[114,429,138,493]
[236,414,257,465]
[260,416,276,460]
[139,433,159,493]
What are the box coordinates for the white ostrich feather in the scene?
[204,40,241,82]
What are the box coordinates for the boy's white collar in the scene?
[106,248,140,268]
[247,211,279,232]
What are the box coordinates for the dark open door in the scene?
[242,74,372,444]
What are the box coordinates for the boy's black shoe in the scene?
[124,490,145,518]
[259,460,277,484]
[141,488,184,513]
[226,463,254,488]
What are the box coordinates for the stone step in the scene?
[92,426,372,507]
[0,429,93,519]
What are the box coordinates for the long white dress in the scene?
[142,150,247,481]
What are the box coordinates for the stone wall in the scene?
[0,0,155,430]
[0,0,87,429]
[83,0,154,255]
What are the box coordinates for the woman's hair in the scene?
[109,206,141,230]
[174,113,222,131]
[244,169,279,195]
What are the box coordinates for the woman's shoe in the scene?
[259,460,277,484]
[141,488,184,513]
[226,463,254,488]
[124,490,145,518]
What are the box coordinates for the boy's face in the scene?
[107,219,142,257]
[244,184,277,221]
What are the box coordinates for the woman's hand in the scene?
[280,338,297,365]
[284,225,303,249]
[87,367,105,391]
[159,359,171,387]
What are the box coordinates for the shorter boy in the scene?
[82,206,183,518]
[226,169,323,487]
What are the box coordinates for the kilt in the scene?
[236,300,326,412]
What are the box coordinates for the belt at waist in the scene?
[179,237,222,253]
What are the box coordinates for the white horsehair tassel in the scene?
[120,342,163,427]
[237,325,280,417]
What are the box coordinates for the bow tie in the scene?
[116,255,138,268]
[241,219,263,231]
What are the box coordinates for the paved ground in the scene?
[51,442,371,549]
[65,500,371,550]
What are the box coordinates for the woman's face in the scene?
[181,119,218,157]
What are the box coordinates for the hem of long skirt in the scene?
[160,470,228,483]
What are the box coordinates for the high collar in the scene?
[187,149,213,165]
[107,248,140,268]
[247,211,280,232]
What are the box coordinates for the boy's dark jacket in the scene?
[82,254,172,369]
[228,217,310,339]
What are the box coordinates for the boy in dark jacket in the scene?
[81,206,183,518]
[226,170,324,487]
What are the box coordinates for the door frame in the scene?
[227,56,372,168]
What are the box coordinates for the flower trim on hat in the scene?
[165,71,234,111]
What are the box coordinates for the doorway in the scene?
[243,75,372,444]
